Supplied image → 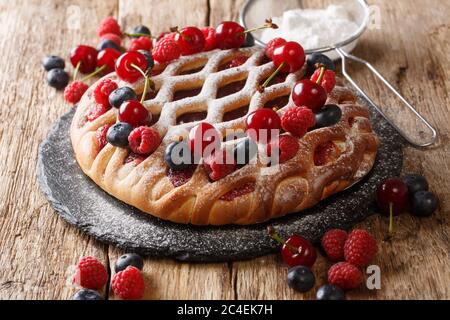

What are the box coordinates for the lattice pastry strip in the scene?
[71,47,379,225]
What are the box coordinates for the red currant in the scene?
[173,26,205,55]
[215,21,245,49]
[202,27,218,51]
[376,178,409,216]
[245,109,281,143]
[97,48,121,74]
[272,41,305,73]
[70,45,98,74]
[115,51,148,83]
[188,123,221,157]
[118,100,151,127]
[292,79,327,112]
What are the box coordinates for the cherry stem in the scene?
[80,65,106,82]
[267,226,298,254]
[315,66,326,85]
[131,63,152,104]
[261,62,285,89]
[388,202,394,235]
[124,32,154,39]
[244,21,278,34]
[73,61,82,81]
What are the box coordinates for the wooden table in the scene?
[0,0,448,300]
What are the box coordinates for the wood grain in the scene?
[0,0,448,300]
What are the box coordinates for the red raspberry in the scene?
[111,266,145,300]
[73,256,108,290]
[152,37,181,63]
[328,262,362,290]
[344,229,378,267]
[321,229,348,262]
[128,126,161,155]
[64,81,89,104]
[204,150,236,181]
[97,16,121,37]
[281,106,316,138]
[202,27,218,51]
[265,37,287,60]
[87,104,110,122]
[266,134,299,164]
[96,124,111,150]
[129,36,153,52]
[94,78,118,107]
[311,68,336,93]
[101,33,122,47]
[228,56,248,68]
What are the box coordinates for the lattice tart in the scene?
[70,33,378,225]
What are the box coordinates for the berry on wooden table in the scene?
[111,266,145,300]
[115,253,144,273]
[402,174,429,195]
[97,48,122,74]
[97,39,121,52]
[173,26,206,55]
[129,36,153,52]
[316,284,345,300]
[64,81,89,104]
[321,229,348,262]
[106,122,134,148]
[42,55,65,71]
[152,37,181,63]
[128,126,161,156]
[72,289,103,300]
[410,191,439,217]
[115,51,148,83]
[287,266,315,293]
[202,27,218,51]
[97,16,121,37]
[327,262,362,290]
[118,100,151,127]
[109,86,138,108]
[94,78,118,107]
[344,229,378,267]
[70,45,98,74]
[266,134,299,164]
[245,109,282,143]
[264,37,287,60]
[188,122,221,157]
[281,106,316,138]
[376,178,409,234]
[131,25,151,37]
[73,256,108,290]
[100,33,122,46]
[47,68,69,90]
[314,104,342,128]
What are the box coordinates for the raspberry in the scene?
[344,229,378,267]
[327,262,362,290]
[265,37,287,60]
[73,256,108,290]
[94,78,118,107]
[152,37,181,63]
[228,56,248,68]
[100,33,122,47]
[97,16,121,37]
[96,124,111,150]
[64,81,89,104]
[129,36,153,52]
[203,150,236,181]
[281,106,316,138]
[128,126,161,155]
[311,68,336,93]
[202,27,218,51]
[111,266,145,300]
[321,229,348,262]
[87,104,110,122]
[266,134,299,164]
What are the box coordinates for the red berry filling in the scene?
[266,134,299,164]
[168,165,197,188]
[96,124,111,150]
[219,182,255,201]
[87,104,110,122]
[313,141,339,166]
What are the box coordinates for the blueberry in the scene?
[287,266,315,293]
[72,289,102,300]
[316,284,346,300]
[315,104,342,128]
[109,87,138,108]
[47,68,69,90]
[410,191,438,217]
[115,253,144,273]
[403,174,429,195]
[307,53,335,75]
[97,39,121,52]
[233,138,258,165]
[138,50,155,70]
[133,25,151,37]
[107,122,134,148]
[42,55,65,71]
[243,32,255,48]
[164,141,193,170]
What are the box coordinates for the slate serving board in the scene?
[37,106,403,262]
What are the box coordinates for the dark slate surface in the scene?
[37,106,404,262]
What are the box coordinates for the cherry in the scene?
[376,178,409,234]
[292,79,327,112]
[215,21,246,49]
[245,109,281,143]
[188,122,221,158]
[118,100,151,127]
[268,226,317,268]
[173,26,205,55]
[97,48,121,74]
[70,45,98,74]
[115,51,148,83]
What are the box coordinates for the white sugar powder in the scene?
[260,4,359,50]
